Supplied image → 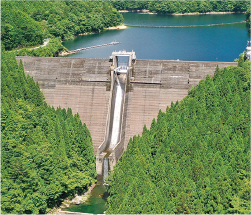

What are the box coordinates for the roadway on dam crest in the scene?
[16,56,237,155]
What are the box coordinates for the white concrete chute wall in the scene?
[109,71,128,156]
[96,71,127,175]
[96,51,135,175]
[96,71,126,154]
[106,74,126,152]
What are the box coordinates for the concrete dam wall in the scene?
[16,56,237,161]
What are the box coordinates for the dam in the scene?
[16,54,237,174]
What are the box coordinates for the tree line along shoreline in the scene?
[119,9,246,15]
[112,0,249,14]
[1,1,124,53]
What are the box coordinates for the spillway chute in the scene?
[96,51,136,176]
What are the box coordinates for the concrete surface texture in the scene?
[16,56,237,155]
[123,59,237,150]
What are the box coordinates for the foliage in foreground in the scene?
[106,55,250,214]
[1,1,124,50]
[1,52,96,214]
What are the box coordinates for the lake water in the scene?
[62,13,249,62]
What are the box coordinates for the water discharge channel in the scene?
[103,72,126,177]
[65,52,133,214]
[96,51,136,178]
[64,176,108,214]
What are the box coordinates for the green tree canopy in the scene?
[106,56,250,214]
[1,51,96,214]
[1,1,123,50]
[111,0,249,14]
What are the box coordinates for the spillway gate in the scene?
[96,51,136,176]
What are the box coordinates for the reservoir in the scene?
[62,13,249,61]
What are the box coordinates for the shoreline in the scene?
[59,24,126,55]
[60,24,127,44]
[106,24,127,30]
[119,9,245,15]
[49,183,96,214]
[58,50,77,56]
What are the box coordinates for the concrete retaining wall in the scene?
[16,56,237,155]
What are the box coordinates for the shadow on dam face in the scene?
[16,55,237,174]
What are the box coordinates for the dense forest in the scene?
[1,1,123,51]
[112,1,249,14]
[246,7,250,31]
[1,51,97,214]
[106,56,250,214]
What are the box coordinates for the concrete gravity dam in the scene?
[16,53,237,174]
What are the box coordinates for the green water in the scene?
[64,176,108,214]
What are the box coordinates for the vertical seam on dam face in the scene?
[16,56,238,176]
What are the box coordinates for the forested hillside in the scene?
[1,52,96,214]
[246,8,250,31]
[15,38,67,57]
[106,56,250,214]
[1,1,123,50]
[112,0,249,14]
